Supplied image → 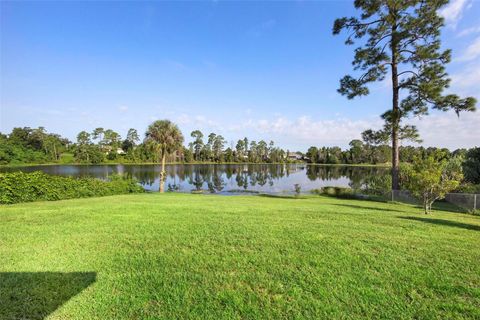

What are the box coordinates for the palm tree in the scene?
[145,120,184,192]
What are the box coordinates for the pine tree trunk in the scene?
[159,152,166,193]
[391,22,400,191]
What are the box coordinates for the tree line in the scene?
[1,125,478,183]
[305,139,463,166]
[187,131,286,163]
[0,127,70,164]
[0,126,290,165]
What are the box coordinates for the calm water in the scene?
[1,164,389,194]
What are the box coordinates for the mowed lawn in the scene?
[1,194,479,319]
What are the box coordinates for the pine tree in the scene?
[333,0,476,190]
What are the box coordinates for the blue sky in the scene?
[1,0,479,150]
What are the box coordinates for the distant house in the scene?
[287,152,303,161]
[104,146,126,155]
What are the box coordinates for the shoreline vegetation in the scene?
[3,127,478,200]
[2,126,470,169]
[2,168,477,214]
[0,171,144,204]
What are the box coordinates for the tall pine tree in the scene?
[333,0,476,190]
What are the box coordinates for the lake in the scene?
[0,164,389,194]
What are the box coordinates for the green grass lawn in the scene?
[1,194,479,319]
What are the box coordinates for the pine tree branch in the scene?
[399,35,428,50]
[371,33,392,49]
[398,70,419,77]
[344,19,382,28]
[398,49,416,55]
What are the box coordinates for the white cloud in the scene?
[410,111,480,149]
[227,115,383,146]
[172,114,220,129]
[222,112,479,150]
[457,25,480,37]
[456,36,480,61]
[439,0,472,27]
[118,105,128,112]
[194,115,218,127]
[450,62,480,97]
[176,114,191,125]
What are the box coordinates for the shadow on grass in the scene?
[430,200,469,214]
[0,272,96,320]
[258,194,307,199]
[398,217,480,231]
[333,203,407,213]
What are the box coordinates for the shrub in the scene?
[294,184,301,197]
[361,174,392,196]
[0,171,144,204]
[311,186,356,198]
[463,147,480,184]
[402,156,463,214]
[453,183,480,194]
[258,193,306,199]
[58,153,75,164]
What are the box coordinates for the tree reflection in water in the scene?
[128,164,388,193]
[1,164,389,193]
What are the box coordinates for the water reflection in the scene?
[0,164,388,194]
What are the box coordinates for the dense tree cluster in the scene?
[0,126,290,165]
[185,131,286,163]
[74,127,142,163]
[305,139,462,165]
[463,147,480,184]
[0,127,70,164]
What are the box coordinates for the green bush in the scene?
[361,174,392,196]
[402,156,463,214]
[258,193,307,199]
[454,183,480,194]
[311,186,356,198]
[0,142,48,165]
[58,152,75,164]
[463,147,480,184]
[0,171,144,204]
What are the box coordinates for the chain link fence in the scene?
[389,190,419,205]
[382,190,479,213]
[445,193,479,213]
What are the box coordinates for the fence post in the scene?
[474,194,477,212]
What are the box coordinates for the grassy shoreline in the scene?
[1,193,479,319]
